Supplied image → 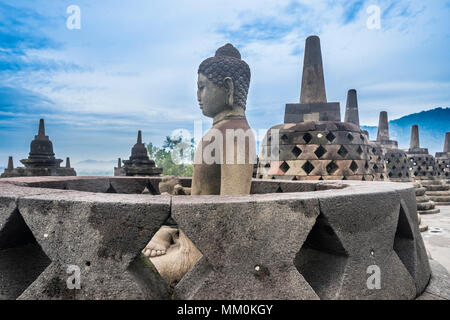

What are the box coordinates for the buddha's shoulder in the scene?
[214,118,251,132]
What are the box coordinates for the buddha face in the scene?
[197,73,231,118]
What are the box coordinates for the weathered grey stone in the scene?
[377,111,389,142]
[258,123,377,180]
[376,111,398,149]
[393,187,431,295]
[300,35,327,104]
[0,184,58,299]
[173,193,320,299]
[15,191,171,299]
[445,132,450,153]
[109,177,159,195]
[307,182,430,299]
[0,177,435,300]
[283,36,340,123]
[410,124,420,150]
[7,157,13,170]
[344,89,359,127]
[0,244,50,300]
[285,103,341,123]
[422,260,450,300]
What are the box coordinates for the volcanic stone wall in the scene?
[258,121,376,181]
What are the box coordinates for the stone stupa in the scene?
[376,111,408,181]
[1,119,76,178]
[374,113,436,227]
[427,132,450,205]
[114,130,162,177]
[405,125,441,214]
[258,36,374,181]
[435,132,450,182]
[406,125,436,180]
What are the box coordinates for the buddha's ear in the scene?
[224,77,234,108]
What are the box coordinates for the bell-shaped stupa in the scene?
[114,130,162,176]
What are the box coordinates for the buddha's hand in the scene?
[174,184,191,195]
[159,175,182,195]
[142,226,179,257]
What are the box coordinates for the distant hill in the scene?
[75,159,117,176]
[362,107,450,155]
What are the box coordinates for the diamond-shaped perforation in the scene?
[106,183,117,193]
[264,163,271,168]
[280,161,290,173]
[326,161,339,175]
[0,208,51,299]
[303,133,312,144]
[314,145,327,159]
[393,204,415,279]
[281,134,288,142]
[349,161,358,173]
[326,132,336,142]
[337,145,348,158]
[302,161,315,174]
[294,214,348,300]
[292,146,302,158]
[347,133,354,141]
[356,146,363,155]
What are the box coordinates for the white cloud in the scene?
[1,0,449,163]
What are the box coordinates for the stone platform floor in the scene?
[421,205,450,273]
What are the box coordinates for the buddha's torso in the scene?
[191,118,254,195]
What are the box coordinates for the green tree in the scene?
[147,135,194,177]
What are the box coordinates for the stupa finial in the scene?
[38,119,45,136]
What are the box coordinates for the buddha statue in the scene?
[143,44,256,287]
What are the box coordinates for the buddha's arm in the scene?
[220,137,253,195]
[220,128,255,195]
[220,163,253,195]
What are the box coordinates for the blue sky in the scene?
[0,0,449,173]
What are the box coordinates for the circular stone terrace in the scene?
[0,176,448,300]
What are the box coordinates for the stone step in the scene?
[424,185,449,191]
[428,196,450,203]
[415,187,426,196]
[420,180,442,186]
[418,208,440,214]
[415,195,430,203]
[426,191,450,196]
[417,202,435,211]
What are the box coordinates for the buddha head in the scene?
[197,44,251,118]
